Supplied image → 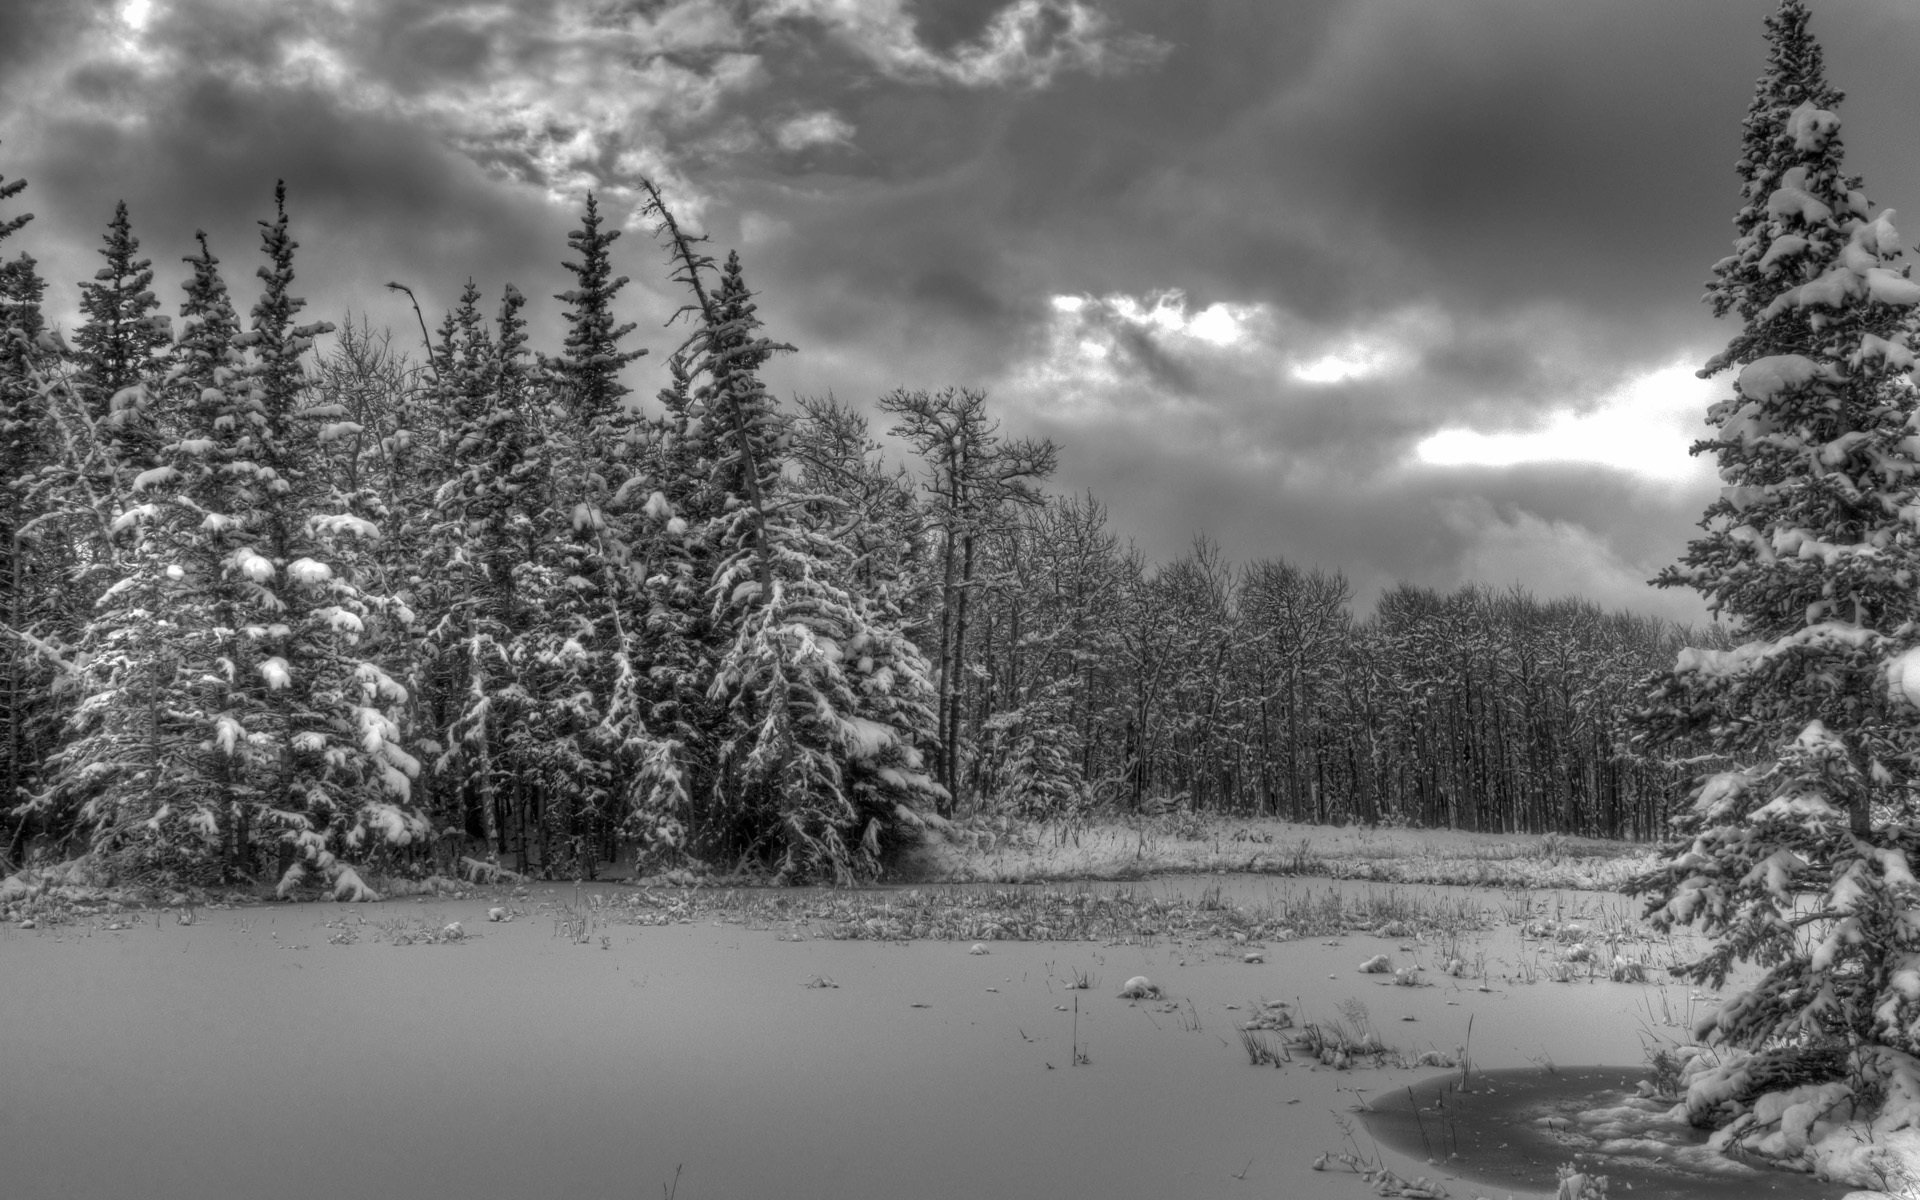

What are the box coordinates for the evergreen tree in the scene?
[550,193,645,425]
[1632,0,1920,1135]
[425,283,549,864]
[0,146,28,247]
[644,183,941,880]
[39,193,424,895]
[0,153,44,861]
[1702,0,1854,362]
[73,201,170,466]
[529,196,657,876]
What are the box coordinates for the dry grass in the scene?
[896,812,1657,892]
[573,877,1495,946]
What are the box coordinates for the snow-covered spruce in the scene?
[1632,1,1920,1188]
[638,190,945,881]
[31,186,424,894]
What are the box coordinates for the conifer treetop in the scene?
[0,140,30,245]
[1702,0,1869,368]
[248,183,334,406]
[75,199,170,409]
[552,192,645,423]
[1,253,47,344]
[175,231,242,439]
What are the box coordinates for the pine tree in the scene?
[0,143,29,250]
[550,193,645,425]
[644,183,942,880]
[0,152,43,861]
[526,196,657,877]
[39,193,424,895]
[1631,0,1920,1136]
[1703,0,1853,359]
[425,282,549,865]
[73,201,171,467]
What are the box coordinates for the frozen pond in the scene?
[1366,1066,1846,1199]
[0,876,1836,1199]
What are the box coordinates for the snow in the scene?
[1857,208,1905,257]
[229,548,275,582]
[316,606,364,634]
[1675,622,1879,680]
[353,662,409,704]
[307,513,380,540]
[1735,355,1837,402]
[258,657,292,689]
[1867,267,1920,307]
[839,715,896,761]
[108,503,158,533]
[1886,646,1920,709]
[1691,771,1749,819]
[212,716,244,755]
[1852,333,1916,374]
[1758,234,1809,273]
[1766,166,1833,224]
[356,802,424,844]
[285,557,332,586]
[130,465,179,492]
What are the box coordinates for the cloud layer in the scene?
[8,0,1920,623]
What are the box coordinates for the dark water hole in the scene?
[1363,1066,1852,1199]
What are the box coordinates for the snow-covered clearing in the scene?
[0,873,1852,1200]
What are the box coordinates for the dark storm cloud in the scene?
[712,1,1815,447]
[0,0,90,76]
[22,77,576,349]
[7,0,1917,625]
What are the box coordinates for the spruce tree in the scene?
[550,193,645,425]
[1631,0,1920,1146]
[41,193,424,895]
[74,201,170,466]
[0,160,26,248]
[425,282,547,864]
[0,152,42,861]
[645,184,942,880]
[526,196,657,877]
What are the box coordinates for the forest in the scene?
[0,158,1712,891]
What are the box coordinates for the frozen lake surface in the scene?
[0,876,1843,1199]
[1366,1066,1846,1199]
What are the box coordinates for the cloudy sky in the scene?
[6,0,1920,624]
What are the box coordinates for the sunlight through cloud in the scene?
[1415,361,1715,481]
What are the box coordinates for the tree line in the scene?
[0,157,1711,888]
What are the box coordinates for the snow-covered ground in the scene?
[0,874,1845,1200]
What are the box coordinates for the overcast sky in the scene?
[7,0,1920,624]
